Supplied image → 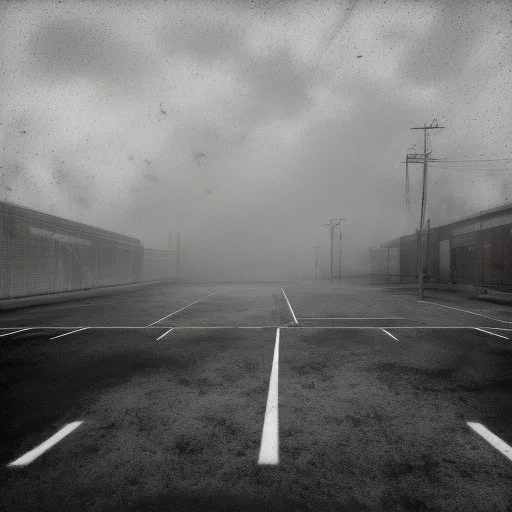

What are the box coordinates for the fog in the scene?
[1,0,511,281]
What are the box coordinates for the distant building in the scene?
[370,203,512,289]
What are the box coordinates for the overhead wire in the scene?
[312,0,360,71]
[431,163,512,172]
[432,158,512,163]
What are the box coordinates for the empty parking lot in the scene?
[1,282,512,511]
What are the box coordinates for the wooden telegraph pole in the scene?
[410,121,444,299]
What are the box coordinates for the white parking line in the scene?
[474,327,510,340]
[156,328,174,340]
[281,288,298,325]
[258,328,280,465]
[0,328,31,337]
[381,329,399,341]
[298,317,406,320]
[146,293,216,327]
[3,325,512,330]
[49,328,88,340]
[419,300,512,324]
[7,421,83,467]
[467,422,512,462]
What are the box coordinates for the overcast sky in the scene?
[1,0,512,279]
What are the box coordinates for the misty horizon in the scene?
[1,0,511,281]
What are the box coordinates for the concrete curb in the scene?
[0,279,175,311]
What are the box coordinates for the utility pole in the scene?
[176,232,181,287]
[426,218,431,281]
[322,219,341,283]
[339,218,346,282]
[312,245,321,281]
[410,121,444,299]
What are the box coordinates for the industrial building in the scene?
[0,201,176,300]
[369,203,512,289]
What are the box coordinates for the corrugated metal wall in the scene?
[0,201,143,299]
[143,248,176,282]
[371,208,512,287]
[439,240,450,282]
[399,235,418,283]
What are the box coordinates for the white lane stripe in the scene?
[381,329,399,341]
[156,328,174,340]
[474,327,509,340]
[8,421,83,467]
[3,325,512,330]
[258,328,280,465]
[0,328,31,337]
[467,422,512,462]
[146,293,216,327]
[298,317,406,320]
[49,328,88,340]
[281,288,298,325]
[419,300,512,324]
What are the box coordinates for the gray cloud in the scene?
[398,2,512,88]
[30,18,152,93]
[1,1,511,279]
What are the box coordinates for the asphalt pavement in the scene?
[1,282,512,511]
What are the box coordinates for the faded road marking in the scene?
[0,328,31,338]
[281,288,298,324]
[156,328,174,340]
[2,325,511,331]
[467,422,512,462]
[298,317,406,320]
[419,300,512,324]
[8,421,83,467]
[49,328,88,340]
[474,327,509,340]
[146,293,216,327]
[258,328,280,465]
[381,328,399,341]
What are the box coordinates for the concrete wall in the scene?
[0,201,143,299]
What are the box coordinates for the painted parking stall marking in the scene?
[7,421,84,467]
[474,327,510,339]
[0,328,31,338]
[298,317,406,320]
[146,293,216,327]
[49,327,88,340]
[281,288,298,325]
[156,328,174,340]
[258,328,280,465]
[381,328,399,341]
[467,422,512,462]
[419,300,512,324]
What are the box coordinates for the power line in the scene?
[433,166,512,172]
[313,0,359,70]
[432,158,512,163]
